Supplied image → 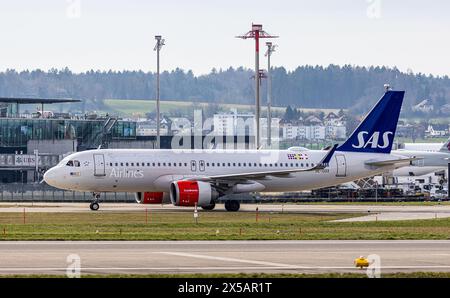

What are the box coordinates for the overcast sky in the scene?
[0,0,449,76]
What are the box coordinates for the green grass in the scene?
[3,272,450,278]
[1,211,450,241]
[103,99,341,117]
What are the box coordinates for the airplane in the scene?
[391,138,450,176]
[44,90,414,212]
[400,142,443,152]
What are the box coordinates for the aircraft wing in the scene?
[365,156,423,167]
[189,145,337,182]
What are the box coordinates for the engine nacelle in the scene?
[170,181,218,207]
[135,192,170,204]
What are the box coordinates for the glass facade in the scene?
[0,118,136,149]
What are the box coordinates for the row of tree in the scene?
[1,65,449,116]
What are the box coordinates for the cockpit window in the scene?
[74,160,81,167]
[66,161,74,167]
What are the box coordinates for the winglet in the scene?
[316,144,338,169]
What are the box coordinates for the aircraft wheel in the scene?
[201,201,216,211]
[224,200,240,212]
[90,202,100,211]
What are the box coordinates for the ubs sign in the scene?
[14,155,37,167]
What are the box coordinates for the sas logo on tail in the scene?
[352,131,393,149]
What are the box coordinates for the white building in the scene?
[425,124,449,138]
[213,109,254,136]
[282,124,326,140]
[136,120,170,136]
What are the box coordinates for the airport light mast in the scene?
[265,42,277,147]
[237,24,278,149]
[154,35,165,149]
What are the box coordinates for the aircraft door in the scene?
[199,160,205,172]
[93,154,106,177]
[191,160,197,172]
[335,154,347,177]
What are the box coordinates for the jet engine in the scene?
[135,192,170,204]
[169,181,219,207]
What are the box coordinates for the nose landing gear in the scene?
[90,193,101,211]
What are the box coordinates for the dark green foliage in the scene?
[1,65,449,116]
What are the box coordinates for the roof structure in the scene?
[0,97,81,104]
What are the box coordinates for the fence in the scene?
[0,183,135,203]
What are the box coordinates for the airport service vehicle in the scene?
[44,91,414,211]
[391,138,450,176]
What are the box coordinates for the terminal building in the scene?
[0,98,137,183]
[0,98,253,184]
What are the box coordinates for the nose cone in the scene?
[43,168,58,187]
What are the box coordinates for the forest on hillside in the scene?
[1,65,449,116]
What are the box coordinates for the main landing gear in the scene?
[224,200,240,212]
[90,193,100,211]
[201,201,216,211]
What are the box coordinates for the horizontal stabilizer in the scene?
[365,156,423,167]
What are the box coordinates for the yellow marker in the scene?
[354,256,369,269]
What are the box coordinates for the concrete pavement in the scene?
[0,240,449,275]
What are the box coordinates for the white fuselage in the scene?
[391,149,449,176]
[44,149,406,194]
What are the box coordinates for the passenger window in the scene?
[147,163,150,166]
[222,163,226,167]
[179,163,182,167]
[238,163,241,167]
[228,163,231,167]
[168,163,172,167]
[115,163,118,167]
[184,163,188,167]
[120,163,124,166]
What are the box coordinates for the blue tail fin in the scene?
[337,90,405,154]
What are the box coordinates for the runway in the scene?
[1,202,450,221]
[0,240,450,275]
